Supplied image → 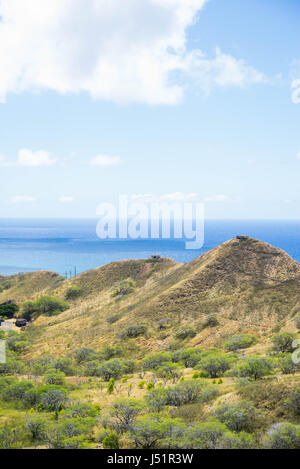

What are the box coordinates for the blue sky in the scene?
[0,0,299,219]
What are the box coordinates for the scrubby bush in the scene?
[196,352,235,378]
[272,332,297,353]
[25,418,47,443]
[142,352,173,370]
[107,314,122,324]
[224,334,257,352]
[113,280,135,299]
[22,296,68,319]
[214,401,257,433]
[73,347,97,363]
[295,317,300,330]
[175,326,197,340]
[232,356,273,381]
[278,354,298,375]
[265,423,300,449]
[119,324,147,339]
[173,348,203,368]
[181,421,228,449]
[44,369,66,386]
[154,362,182,383]
[102,432,119,449]
[67,402,99,418]
[0,303,19,319]
[145,389,168,412]
[286,387,300,416]
[129,417,176,449]
[65,286,82,300]
[165,380,206,407]
[202,314,219,328]
[109,398,144,433]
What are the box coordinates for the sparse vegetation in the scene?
[0,238,300,449]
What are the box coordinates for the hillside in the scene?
[1,236,300,450]
[1,236,300,358]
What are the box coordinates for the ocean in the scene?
[0,218,300,277]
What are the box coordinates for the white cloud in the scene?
[291,79,300,104]
[130,193,199,203]
[91,155,121,166]
[0,0,266,105]
[296,150,300,159]
[0,148,57,167]
[58,196,74,203]
[183,48,266,93]
[11,195,35,203]
[204,194,231,203]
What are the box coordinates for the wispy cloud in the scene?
[204,194,233,203]
[130,193,199,203]
[58,196,74,203]
[11,195,35,203]
[0,148,57,167]
[91,155,121,167]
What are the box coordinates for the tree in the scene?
[39,388,68,419]
[129,417,175,449]
[110,399,144,433]
[142,352,173,370]
[145,389,168,412]
[73,347,97,363]
[25,418,47,443]
[232,356,273,381]
[198,353,234,378]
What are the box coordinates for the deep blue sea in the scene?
[0,219,300,276]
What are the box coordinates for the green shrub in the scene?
[142,352,173,370]
[107,314,122,324]
[65,286,82,300]
[119,324,147,339]
[278,354,298,375]
[110,398,144,433]
[265,423,300,449]
[196,352,235,378]
[202,314,219,328]
[214,401,257,432]
[44,369,66,386]
[0,303,19,319]
[102,432,119,449]
[224,334,257,352]
[232,356,273,381]
[112,280,135,299]
[286,387,300,416]
[175,326,197,340]
[272,332,297,353]
[165,380,206,407]
[22,296,68,319]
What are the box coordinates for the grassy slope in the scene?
[1,237,300,358]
